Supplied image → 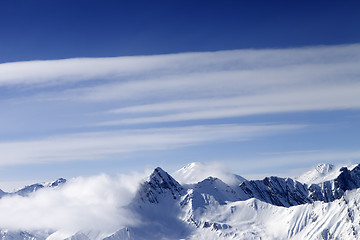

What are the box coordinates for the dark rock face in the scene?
[137,167,184,204]
[238,176,311,207]
[238,164,360,207]
[49,178,67,187]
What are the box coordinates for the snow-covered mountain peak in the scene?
[13,178,67,197]
[46,178,67,188]
[173,162,205,183]
[296,163,341,184]
[193,177,242,203]
[315,163,335,174]
[195,176,226,189]
[136,167,184,204]
[183,162,204,170]
[172,162,246,186]
[148,167,182,192]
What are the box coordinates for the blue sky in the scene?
[0,1,360,190]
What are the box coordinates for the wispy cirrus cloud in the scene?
[0,124,305,166]
[97,82,360,126]
[0,44,359,171]
[23,44,358,127]
[1,43,358,88]
[37,55,360,103]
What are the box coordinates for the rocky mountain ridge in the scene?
[0,178,67,198]
[1,163,360,239]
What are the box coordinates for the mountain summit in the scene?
[136,167,184,204]
[173,162,246,186]
[2,163,360,239]
[296,163,354,184]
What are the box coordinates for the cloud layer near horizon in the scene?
[0,172,147,232]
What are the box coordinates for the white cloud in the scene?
[0,172,147,232]
[40,58,360,103]
[2,44,359,87]
[23,44,358,127]
[1,44,359,128]
[1,44,359,173]
[97,81,360,126]
[0,124,306,166]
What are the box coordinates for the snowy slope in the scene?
[295,163,359,184]
[0,230,51,240]
[186,189,360,239]
[1,163,360,239]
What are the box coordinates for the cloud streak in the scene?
[1,43,358,88]
[1,44,359,128]
[0,43,359,173]
[22,44,358,127]
[0,124,305,166]
[39,57,360,104]
[98,81,360,126]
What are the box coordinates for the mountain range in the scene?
[1,162,360,239]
